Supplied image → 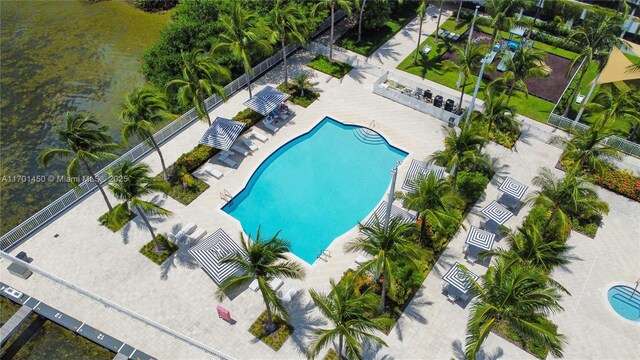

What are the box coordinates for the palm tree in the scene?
[345,217,423,312]
[311,0,353,62]
[561,14,623,116]
[270,0,308,87]
[464,259,565,359]
[120,87,173,180]
[472,86,517,133]
[215,229,305,332]
[442,44,491,112]
[490,46,550,104]
[107,160,171,252]
[585,87,639,130]
[307,278,391,360]
[526,167,609,234]
[433,0,445,42]
[291,73,313,97]
[166,50,230,126]
[555,122,622,176]
[430,122,487,188]
[482,225,570,272]
[484,0,530,44]
[213,3,273,98]
[39,111,118,212]
[395,172,464,244]
[413,0,430,65]
[355,0,402,43]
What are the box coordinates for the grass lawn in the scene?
[248,311,293,351]
[155,173,209,205]
[336,2,418,56]
[307,55,353,78]
[139,234,178,265]
[277,83,320,108]
[98,205,136,232]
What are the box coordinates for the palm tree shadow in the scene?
[391,288,432,341]
[362,340,394,360]
[347,68,367,84]
[369,44,402,64]
[286,292,327,356]
[159,237,200,280]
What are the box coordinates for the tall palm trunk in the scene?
[281,37,289,87]
[260,284,277,332]
[136,205,163,252]
[82,159,113,212]
[456,0,463,22]
[563,64,587,117]
[507,81,516,105]
[246,68,254,98]
[338,334,344,359]
[329,6,335,62]
[198,93,212,126]
[413,16,425,64]
[629,124,639,141]
[435,4,444,42]
[458,76,467,114]
[379,273,387,312]
[419,214,428,243]
[149,134,168,180]
[357,0,367,42]
[452,163,460,188]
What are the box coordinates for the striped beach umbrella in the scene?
[442,262,479,294]
[363,200,416,228]
[198,117,245,150]
[498,177,529,200]
[401,159,446,193]
[189,228,248,284]
[243,85,290,116]
[481,201,514,225]
[465,226,496,251]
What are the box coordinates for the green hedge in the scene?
[457,171,490,205]
[174,144,218,175]
[307,55,353,79]
[232,108,263,128]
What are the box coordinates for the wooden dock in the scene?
[0,305,33,345]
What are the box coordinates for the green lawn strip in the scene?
[307,55,353,78]
[139,234,178,265]
[155,173,209,205]
[277,83,320,108]
[476,25,577,59]
[323,349,339,360]
[248,311,293,351]
[336,2,419,57]
[98,204,136,232]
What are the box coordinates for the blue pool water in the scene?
[223,117,407,264]
[607,285,640,322]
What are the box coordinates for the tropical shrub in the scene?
[593,168,640,202]
[457,171,490,205]
[248,311,293,351]
[232,108,263,128]
[307,55,353,78]
[173,144,218,175]
[139,234,178,265]
[524,205,571,242]
[135,0,177,12]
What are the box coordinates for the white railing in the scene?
[0,252,233,360]
[0,12,346,251]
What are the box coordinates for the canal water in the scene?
[0,0,171,234]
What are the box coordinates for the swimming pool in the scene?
[607,285,640,322]
[223,117,407,264]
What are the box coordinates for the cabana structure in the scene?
[481,200,514,232]
[442,262,479,302]
[199,117,245,150]
[401,159,446,193]
[243,85,290,116]
[498,177,529,210]
[363,200,416,228]
[188,228,248,285]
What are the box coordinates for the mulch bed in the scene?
[439,31,578,102]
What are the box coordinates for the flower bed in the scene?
[593,168,640,202]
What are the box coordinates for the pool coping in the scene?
[216,115,410,268]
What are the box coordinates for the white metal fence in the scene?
[0,12,344,251]
[0,252,233,360]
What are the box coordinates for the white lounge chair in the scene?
[250,131,268,143]
[231,144,250,156]
[281,288,298,302]
[203,163,223,179]
[447,293,459,303]
[249,279,259,291]
[355,255,368,265]
[217,150,237,167]
[174,222,197,241]
[187,228,207,241]
[240,137,258,152]
[270,278,284,291]
[263,118,279,133]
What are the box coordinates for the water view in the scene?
[0,0,171,234]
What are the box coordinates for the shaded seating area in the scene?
[463,226,496,264]
[442,262,479,303]
[363,200,416,229]
[188,228,248,285]
[198,117,246,168]
[481,200,514,232]
[497,176,529,211]
[401,159,446,193]
[243,85,292,133]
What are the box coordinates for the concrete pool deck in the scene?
[2,10,639,360]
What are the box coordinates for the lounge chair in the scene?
[575,93,585,104]
[250,131,268,143]
[217,150,237,167]
[203,163,223,179]
[270,278,284,292]
[355,255,368,265]
[447,293,459,303]
[187,228,207,241]
[280,288,298,302]
[174,222,197,241]
[231,144,250,157]
[422,45,432,55]
[240,137,258,152]
[263,118,279,133]
[249,279,259,291]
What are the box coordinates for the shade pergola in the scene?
[363,200,416,228]
[198,117,245,150]
[188,228,248,285]
[499,177,529,200]
[243,85,290,116]
[442,262,479,294]
[481,201,514,226]
[401,159,446,193]
[465,226,496,251]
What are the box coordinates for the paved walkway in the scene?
[1,10,639,360]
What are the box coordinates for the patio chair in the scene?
[174,222,197,242]
[249,279,259,291]
[240,137,259,152]
[217,151,237,167]
[466,253,478,264]
[203,163,223,179]
[575,93,585,104]
[250,131,268,143]
[414,87,423,98]
[280,288,298,302]
[270,278,284,292]
[187,228,207,241]
[422,45,432,55]
[263,118,279,133]
[447,293,459,303]
[231,144,250,157]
